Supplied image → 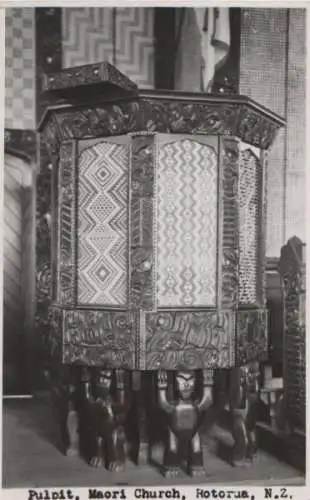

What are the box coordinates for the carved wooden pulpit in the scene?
[38,62,285,474]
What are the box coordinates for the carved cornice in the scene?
[38,92,285,154]
[42,61,138,95]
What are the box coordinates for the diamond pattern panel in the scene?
[62,7,154,88]
[77,141,129,305]
[156,139,218,307]
[238,149,261,304]
[5,8,35,129]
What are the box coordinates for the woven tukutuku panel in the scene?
[238,149,261,304]
[62,7,154,88]
[239,8,287,257]
[77,141,129,306]
[5,8,35,129]
[156,138,218,308]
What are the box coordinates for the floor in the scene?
[2,396,305,488]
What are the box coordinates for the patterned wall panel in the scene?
[156,138,218,308]
[286,10,306,244]
[238,149,261,304]
[5,8,35,129]
[239,9,287,257]
[62,7,154,88]
[77,140,129,306]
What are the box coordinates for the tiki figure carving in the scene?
[82,369,128,471]
[157,369,214,477]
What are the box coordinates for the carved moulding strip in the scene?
[39,95,283,158]
[57,309,136,368]
[57,141,77,305]
[143,310,235,370]
[235,308,268,365]
[129,134,156,311]
[219,138,239,312]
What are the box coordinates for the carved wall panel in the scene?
[144,310,235,370]
[61,309,136,368]
[280,236,306,432]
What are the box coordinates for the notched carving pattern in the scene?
[145,311,234,370]
[58,142,76,305]
[61,309,136,368]
[221,139,239,309]
[130,135,155,311]
[42,98,282,157]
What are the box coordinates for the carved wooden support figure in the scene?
[157,369,214,478]
[84,369,127,471]
[229,362,260,466]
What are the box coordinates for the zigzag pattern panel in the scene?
[238,149,261,304]
[156,139,218,308]
[62,8,154,88]
[78,141,129,306]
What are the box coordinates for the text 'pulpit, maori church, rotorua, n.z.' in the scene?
[38,61,285,476]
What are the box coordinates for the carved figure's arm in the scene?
[115,370,126,405]
[157,371,174,415]
[81,367,93,403]
[197,369,214,412]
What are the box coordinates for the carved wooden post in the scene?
[279,237,306,435]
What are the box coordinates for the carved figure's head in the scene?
[97,369,113,395]
[176,370,196,401]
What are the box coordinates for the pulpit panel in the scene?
[238,148,262,305]
[77,138,130,307]
[156,135,218,308]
